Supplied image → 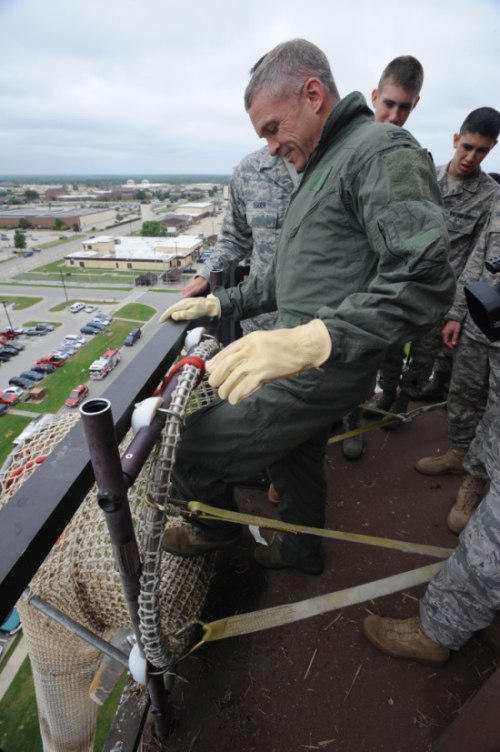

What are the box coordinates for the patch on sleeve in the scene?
[383,148,431,201]
[406,228,440,250]
[303,167,332,192]
[388,130,411,139]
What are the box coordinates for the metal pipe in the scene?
[80,398,171,739]
[22,589,129,669]
[210,268,223,290]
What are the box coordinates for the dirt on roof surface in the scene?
[144,401,499,751]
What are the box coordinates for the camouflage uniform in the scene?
[378,164,499,395]
[420,408,500,650]
[198,147,296,334]
[445,195,500,479]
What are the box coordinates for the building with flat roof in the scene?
[175,201,214,219]
[0,206,115,229]
[64,234,203,272]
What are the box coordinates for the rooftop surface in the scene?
[156,398,498,752]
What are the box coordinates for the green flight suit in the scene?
[172,92,455,569]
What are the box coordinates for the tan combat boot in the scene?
[415,445,468,476]
[268,483,282,505]
[363,615,450,667]
[447,474,487,534]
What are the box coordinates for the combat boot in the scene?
[161,522,242,557]
[362,614,450,667]
[268,483,282,506]
[342,408,363,460]
[415,444,468,476]
[363,390,396,419]
[412,371,449,402]
[383,391,410,431]
[447,474,487,534]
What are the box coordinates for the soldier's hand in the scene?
[206,319,332,405]
[442,320,461,349]
[182,276,209,298]
[158,294,221,323]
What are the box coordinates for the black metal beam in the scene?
[0,319,193,624]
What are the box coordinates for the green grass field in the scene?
[116,303,155,322]
[48,299,116,313]
[13,320,132,414]
[0,296,43,310]
[22,321,62,328]
[0,653,127,752]
[0,415,33,466]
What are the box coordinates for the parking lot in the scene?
[0,295,161,415]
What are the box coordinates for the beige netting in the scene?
[2,340,221,752]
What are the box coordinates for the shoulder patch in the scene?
[388,130,411,139]
[303,167,331,192]
[383,148,432,202]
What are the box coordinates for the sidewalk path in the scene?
[0,637,28,701]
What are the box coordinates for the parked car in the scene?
[69,302,85,313]
[2,386,26,399]
[85,305,97,314]
[1,345,19,356]
[0,391,19,405]
[64,334,87,346]
[0,351,11,362]
[31,363,56,375]
[93,314,113,323]
[124,328,142,346]
[65,384,89,408]
[20,370,44,382]
[25,327,47,336]
[55,345,77,356]
[23,251,34,257]
[0,403,8,416]
[5,341,24,351]
[88,320,106,330]
[181,267,197,273]
[0,328,23,339]
[8,376,35,389]
[36,355,67,367]
[80,325,102,335]
[35,323,55,332]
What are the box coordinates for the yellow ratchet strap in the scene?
[202,561,445,642]
[328,400,447,445]
[187,502,454,560]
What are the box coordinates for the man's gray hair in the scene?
[244,39,339,111]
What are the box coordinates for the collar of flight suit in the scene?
[302,92,373,180]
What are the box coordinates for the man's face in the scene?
[249,87,322,172]
[448,131,497,178]
[371,81,420,127]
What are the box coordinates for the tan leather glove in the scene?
[206,319,332,405]
[158,293,221,323]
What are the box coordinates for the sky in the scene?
[1,0,499,176]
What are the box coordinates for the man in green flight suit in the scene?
[159,39,455,575]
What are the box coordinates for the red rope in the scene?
[153,355,206,396]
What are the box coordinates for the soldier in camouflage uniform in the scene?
[363,407,500,665]
[182,146,297,334]
[417,191,500,532]
[366,108,500,424]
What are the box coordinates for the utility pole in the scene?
[59,269,69,302]
[2,300,13,330]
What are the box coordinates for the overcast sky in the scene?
[1,0,499,176]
